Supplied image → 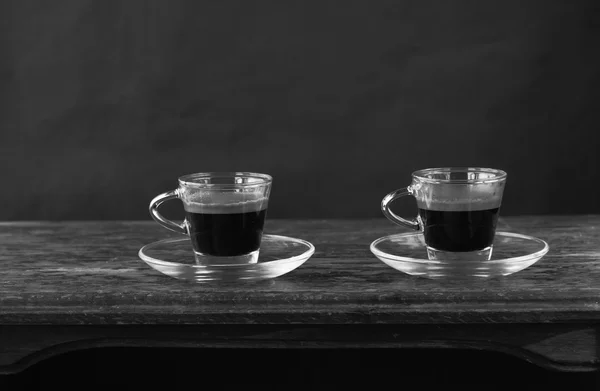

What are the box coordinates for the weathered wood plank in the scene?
[0,217,598,374]
[0,217,599,325]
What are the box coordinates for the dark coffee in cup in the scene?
[150,172,272,265]
[184,192,268,257]
[418,207,500,252]
[415,185,503,253]
[381,167,507,263]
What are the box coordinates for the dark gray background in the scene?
[1,0,598,220]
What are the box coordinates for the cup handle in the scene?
[149,190,188,235]
[381,187,421,231]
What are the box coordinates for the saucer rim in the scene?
[370,231,550,265]
[138,234,316,269]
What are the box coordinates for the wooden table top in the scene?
[1,216,599,325]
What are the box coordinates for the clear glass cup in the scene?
[381,167,507,262]
[150,172,272,265]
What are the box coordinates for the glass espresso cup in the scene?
[150,172,272,265]
[381,168,507,262]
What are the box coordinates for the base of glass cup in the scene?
[193,250,259,266]
[426,246,493,262]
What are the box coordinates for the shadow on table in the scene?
[0,347,598,390]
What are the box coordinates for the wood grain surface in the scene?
[0,217,599,373]
[1,216,599,325]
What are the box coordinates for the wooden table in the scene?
[0,217,599,376]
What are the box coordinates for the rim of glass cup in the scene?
[178,172,273,189]
[412,167,507,184]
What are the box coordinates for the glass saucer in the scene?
[138,234,315,283]
[370,231,549,279]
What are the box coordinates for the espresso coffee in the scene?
[415,186,503,252]
[419,207,500,252]
[184,193,268,257]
